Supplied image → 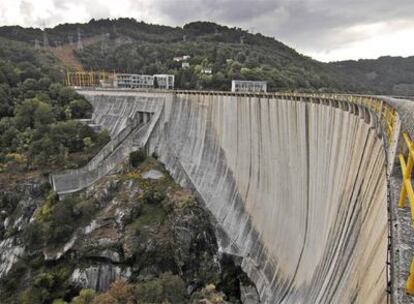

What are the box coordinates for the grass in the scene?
[129,202,167,233]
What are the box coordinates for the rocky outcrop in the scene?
[0,158,254,303]
[0,179,46,279]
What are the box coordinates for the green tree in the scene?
[34,101,55,127]
[15,98,39,130]
[21,78,38,91]
[69,99,92,118]
[71,289,95,304]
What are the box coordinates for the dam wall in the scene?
[65,90,392,303]
[51,92,170,194]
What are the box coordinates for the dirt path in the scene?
[50,35,106,71]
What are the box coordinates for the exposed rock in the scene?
[84,249,121,263]
[0,159,255,303]
[0,238,24,277]
[70,264,131,291]
[44,234,77,260]
[0,181,45,279]
[142,169,164,180]
[240,284,260,304]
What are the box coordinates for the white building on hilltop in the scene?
[173,55,191,62]
[231,80,267,93]
[201,67,212,75]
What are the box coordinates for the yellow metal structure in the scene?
[399,132,414,294]
[323,94,396,144]
[65,71,114,87]
[408,261,414,294]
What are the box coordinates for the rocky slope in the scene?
[0,155,258,303]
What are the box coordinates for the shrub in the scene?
[133,272,186,303]
[143,186,166,205]
[129,149,146,168]
[96,130,110,147]
[39,181,52,196]
[69,99,92,119]
[36,192,59,222]
[4,152,27,171]
[91,280,133,304]
[71,289,95,304]
[20,266,73,304]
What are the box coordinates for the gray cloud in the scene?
[0,0,413,61]
[157,0,280,23]
[153,0,414,52]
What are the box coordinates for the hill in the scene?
[331,56,414,95]
[0,37,109,176]
[0,18,413,94]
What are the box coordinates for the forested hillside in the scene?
[0,37,109,175]
[0,18,413,93]
[331,56,414,95]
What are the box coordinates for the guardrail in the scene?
[399,132,414,294]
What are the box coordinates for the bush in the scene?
[129,149,146,168]
[71,289,95,304]
[90,275,187,304]
[143,186,166,205]
[69,99,92,119]
[20,266,73,304]
[39,181,52,196]
[96,130,110,147]
[133,272,186,303]
[91,280,133,304]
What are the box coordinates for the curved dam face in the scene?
[82,91,388,303]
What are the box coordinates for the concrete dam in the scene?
[52,90,413,303]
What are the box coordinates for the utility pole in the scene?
[77,27,83,50]
[68,34,74,46]
[34,39,40,49]
[43,30,49,48]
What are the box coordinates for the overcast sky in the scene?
[0,0,413,62]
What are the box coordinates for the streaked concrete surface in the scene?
[55,90,393,303]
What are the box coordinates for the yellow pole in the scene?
[400,154,408,208]
[407,259,414,294]
[400,134,414,208]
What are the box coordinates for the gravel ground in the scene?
[383,96,414,304]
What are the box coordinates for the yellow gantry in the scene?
[64,71,114,87]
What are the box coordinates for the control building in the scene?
[231,80,267,93]
[114,74,154,89]
[153,74,175,89]
[114,74,175,89]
